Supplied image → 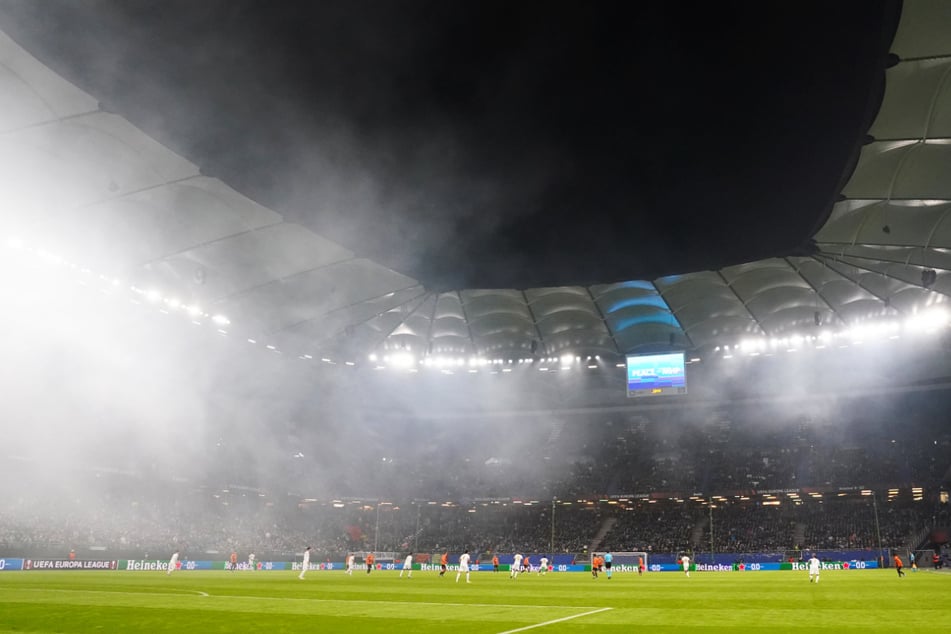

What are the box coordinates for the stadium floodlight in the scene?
[560,354,573,365]
[186,304,202,317]
[368,353,378,361]
[145,289,161,303]
[905,306,949,332]
[37,249,63,265]
[389,352,414,368]
[212,314,230,326]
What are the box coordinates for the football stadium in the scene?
[0,1,950,632]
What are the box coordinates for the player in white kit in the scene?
[400,553,413,578]
[346,553,355,575]
[538,556,549,575]
[299,546,312,580]
[167,550,179,576]
[808,555,821,583]
[456,550,471,583]
[511,553,523,579]
[248,552,255,570]
[682,555,690,577]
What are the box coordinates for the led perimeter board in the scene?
[626,352,687,398]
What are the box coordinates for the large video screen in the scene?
[626,352,687,398]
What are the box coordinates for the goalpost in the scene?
[600,551,649,571]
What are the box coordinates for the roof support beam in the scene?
[211,256,360,305]
[649,280,695,350]
[816,248,949,294]
[809,255,901,314]
[274,283,425,337]
[585,287,622,355]
[521,290,549,357]
[716,270,767,336]
[457,291,477,356]
[782,257,848,328]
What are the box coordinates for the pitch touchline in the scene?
[202,596,606,610]
[496,607,613,634]
[200,595,605,610]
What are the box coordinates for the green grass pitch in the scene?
[1,569,948,633]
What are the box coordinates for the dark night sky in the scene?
[0,0,900,290]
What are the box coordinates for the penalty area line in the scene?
[497,607,612,634]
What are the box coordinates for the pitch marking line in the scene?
[9,588,596,610]
[496,607,612,634]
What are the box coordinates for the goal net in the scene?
[598,551,648,571]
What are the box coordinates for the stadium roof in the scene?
[1,0,950,365]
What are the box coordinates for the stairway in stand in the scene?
[589,516,618,553]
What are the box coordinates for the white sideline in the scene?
[496,607,612,634]
[12,588,596,610]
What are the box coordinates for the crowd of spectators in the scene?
[548,412,951,500]
[2,395,949,561]
[1,477,944,561]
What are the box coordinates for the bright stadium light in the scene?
[212,314,230,326]
[390,351,414,368]
[905,306,949,333]
[145,289,161,303]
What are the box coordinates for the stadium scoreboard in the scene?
[625,352,687,398]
